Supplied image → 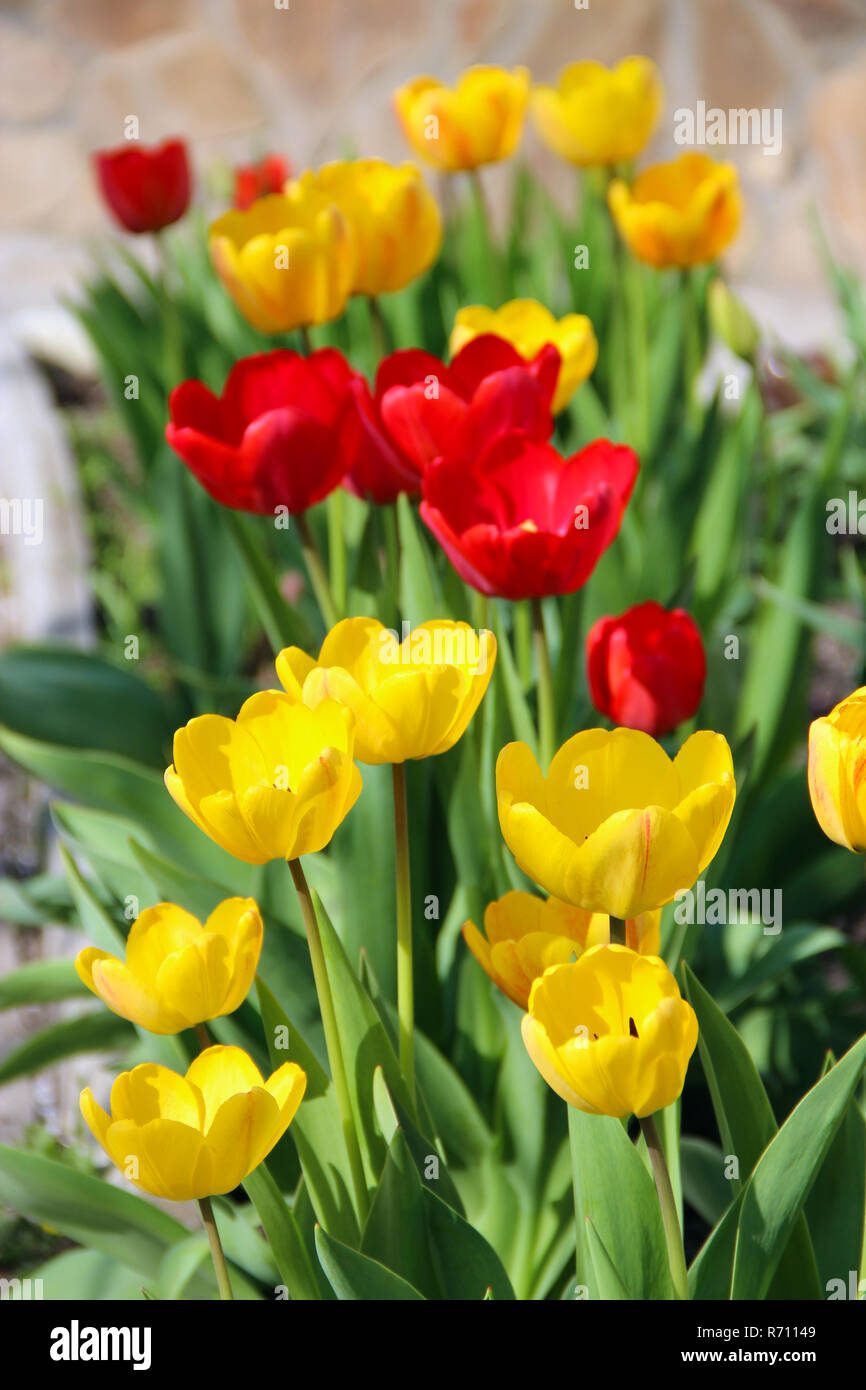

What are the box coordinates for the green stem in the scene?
[221,509,314,654]
[288,858,369,1222]
[198,1196,234,1300]
[681,269,703,432]
[531,597,555,769]
[195,1022,211,1050]
[625,256,649,457]
[327,489,347,614]
[154,229,183,393]
[296,511,340,629]
[300,325,314,355]
[639,1113,690,1301]
[392,762,416,1110]
[367,295,391,358]
[608,915,626,946]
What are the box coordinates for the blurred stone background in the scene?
[1,0,866,1155]
[1,0,866,331]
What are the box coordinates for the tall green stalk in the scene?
[639,1113,690,1300]
[288,857,369,1222]
[391,761,416,1110]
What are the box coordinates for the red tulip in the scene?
[586,601,706,737]
[165,348,355,514]
[93,138,191,234]
[234,154,292,210]
[341,334,560,505]
[421,433,638,599]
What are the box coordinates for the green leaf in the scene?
[397,493,446,625]
[716,925,845,1013]
[0,1146,212,1294]
[0,1010,135,1086]
[315,1224,425,1300]
[361,1129,515,1300]
[243,1164,321,1300]
[312,888,413,1186]
[568,1108,672,1300]
[680,1136,732,1228]
[805,1057,866,1292]
[0,958,91,1010]
[29,1249,153,1302]
[585,1217,632,1300]
[731,1031,866,1299]
[0,646,177,768]
[255,978,360,1246]
[681,962,821,1299]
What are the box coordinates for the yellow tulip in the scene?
[165,693,362,864]
[290,160,441,297]
[808,686,866,851]
[75,898,262,1036]
[497,727,735,919]
[393,66,530,172]
[522,944,697,1118]
[208,188,354,333]
[80,1046,306,1201]
[608,153,742,270]
[463,889,661,1009]
[531,57,663,168]
[277,617,496,765]
[449,298,597,412]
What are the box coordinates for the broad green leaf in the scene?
[680,1136,732,1228]
[568,1108,672,1300]
[716,925,845,1014]
[731,1032,866,1299]
[29,1249,151,1302]
[585,1217,632,1300]
[682,962,821,1299]
[0,1146,211,1295]
[0,1010,135,1086]
[315,1225,425,1300]
[361,1129,515,1300]
[312,888,413,1185]
[0,958,90,1010]
[805,1058,866,1293]
[255,978,360,1246]
[243,1164,321,1300]
[0,646,178,768]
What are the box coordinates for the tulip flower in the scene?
[608,154,742,270]
[93,138,191,234]
[80,1045,306,1202]
[209,188,354,333]
[393,66,530,171]
[808,686,866,851]
[290,160,441,296]
[463,890,661,1009]
[75,898,262,1035]
[342,335,560,503]
[234,153,292,210]
[586,601,706,738]
[521,945,697,1118]
[165,347,355,515]
[279,615,496,1106]
[165,693,362,864]
[449,300,597,413]
[276,616,496,765]
[497,727,735,919]
[531,58,663,168]
[421,433,638,600]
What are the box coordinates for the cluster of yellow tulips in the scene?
[72,605,745,1300]
[207,57,741,339]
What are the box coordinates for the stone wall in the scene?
[1,0,865,337]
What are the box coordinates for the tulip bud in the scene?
[708,278,760,362]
